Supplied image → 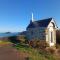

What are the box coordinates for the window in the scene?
[51,32,53,43]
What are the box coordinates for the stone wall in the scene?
[27,27,46,41]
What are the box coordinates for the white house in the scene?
[26,18,57,47]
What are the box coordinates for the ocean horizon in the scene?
[0,32,20,37]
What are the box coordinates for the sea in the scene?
[0,32,20,37]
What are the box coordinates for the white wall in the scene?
[47,19,56,47]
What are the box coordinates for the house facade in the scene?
[26,18,57,47]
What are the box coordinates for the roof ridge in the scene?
[34,17,52,22]
[27,17,53,29]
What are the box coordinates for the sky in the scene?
[0,0,60,32]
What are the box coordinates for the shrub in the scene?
[17,35,26,43]
[56,44,60,49]
[28,40,48,49]
[45,48,56,54]
[8,36,20,44]
[56,30,60,44]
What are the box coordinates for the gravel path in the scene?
[0,44,20,60]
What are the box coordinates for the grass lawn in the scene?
[0,41,12,45]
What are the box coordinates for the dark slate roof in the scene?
[27,18,52,29]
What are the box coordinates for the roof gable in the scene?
[27,18,52,29]
[47,19,57,28]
